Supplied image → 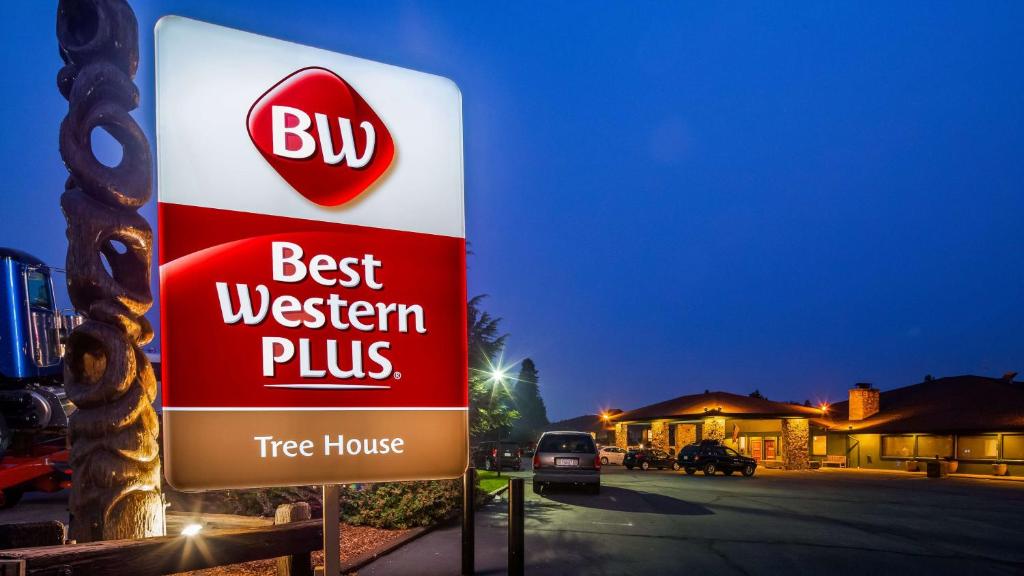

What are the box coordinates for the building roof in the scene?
[544,414,610,434]
[823,375,1024,434]
[614,391,822,422]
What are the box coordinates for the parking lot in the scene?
[367,464,1024,575]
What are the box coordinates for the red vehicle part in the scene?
[0,444,71,508]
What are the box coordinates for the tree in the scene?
[509,358,549,443]
[749,389,766,400]
[467,295,517,439]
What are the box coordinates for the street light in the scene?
[489,366,507,477]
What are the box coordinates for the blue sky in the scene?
[1,2,1022,420]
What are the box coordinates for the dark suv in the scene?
[473,441,522,471]
[677,441,757,477]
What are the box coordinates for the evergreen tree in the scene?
[467,295,518,439]
[510,358,549,442]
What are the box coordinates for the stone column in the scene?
[650,420,669,452]
[701,416,726,441]
[781,418,810,470]
[615,422,628,449]
[674,424,697,449]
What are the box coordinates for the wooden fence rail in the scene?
[0,519,322,576]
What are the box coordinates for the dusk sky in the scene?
[2,2,1022,420]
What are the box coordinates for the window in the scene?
[724,447,740,457]
[1003,435,1024,460]
[812,435,827,456]
[882,436,914,458]
[957,435,999,460]
[25,270,53,309]
[538,434,596,454]
[916,435,953,459]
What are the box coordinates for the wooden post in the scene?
[507,478,524,576]
[275,503,313,576]
[57,0,164,542]
[461,466,476,575]
[0,522,66,550]
[322,485,340,576]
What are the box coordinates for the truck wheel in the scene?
[703,462,717,476]
[640,461,650,471]
[742,464,756,477]
[672,462,681,471]
[0,413,10,459]
[532,482,543,495]
[0,488,23,509]
[625,464,633,470]
[484,459,494,471]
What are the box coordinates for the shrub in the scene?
[340,479,461,529]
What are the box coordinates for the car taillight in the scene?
[533,453,541,469]
[594,455,601,471]
[518,449,523,457]
[492,448,497,457]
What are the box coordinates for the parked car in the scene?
[624,449,678,471]
[532,431,600,494]
[473,441,522,471]
[598,445,628,465]
[677,441,757,477]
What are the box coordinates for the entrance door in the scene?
[750,437,763,461]
[764,438,777,460]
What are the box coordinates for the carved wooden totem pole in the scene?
[57,0,165,541]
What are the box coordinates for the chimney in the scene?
[848,383,879,421]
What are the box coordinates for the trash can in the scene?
[926,460,941,478]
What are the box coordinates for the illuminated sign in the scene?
[156,16,466,489]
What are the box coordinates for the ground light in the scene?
[181,523,203,537]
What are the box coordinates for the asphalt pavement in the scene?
[362,463,1024,575]
[0,489,69,525]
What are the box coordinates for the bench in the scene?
[822,455,847,468]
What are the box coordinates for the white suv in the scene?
[598,445,627,465]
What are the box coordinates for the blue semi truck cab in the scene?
[0,247,79,453]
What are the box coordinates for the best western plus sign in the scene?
[156,17,466,490]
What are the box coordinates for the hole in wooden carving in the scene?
[69,331,107,386]
[100,251,113,277]
[91,126,124,168]
[64,1,99,49]
[108,239,128,255]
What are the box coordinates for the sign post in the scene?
[323,484,341,575]
[155,16,467,564]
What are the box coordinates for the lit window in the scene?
[916,435,953,459]
[1003,435,1024,460]
[957,435,999,460]
[812,435,827,456]
[882,436,914,458]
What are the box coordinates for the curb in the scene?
[341,480,511,574]
[341,524,432,574]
